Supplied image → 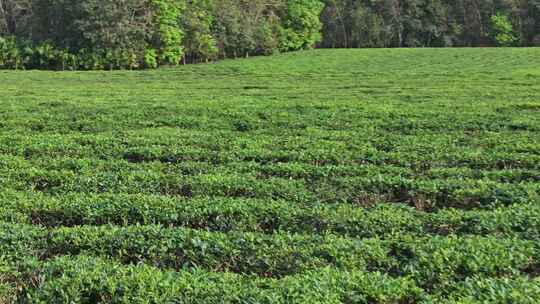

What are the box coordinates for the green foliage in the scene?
[2,0,540,67]
[0,36,22,69]
[150,0,185,65]
[490,13,518,47]
[181,0,219,62]
[320,0,538,47]
[441,276,540,303]
[0,0,325,69]
[280,0,325,51]
[143,48,158,69]
[18,255,423,303]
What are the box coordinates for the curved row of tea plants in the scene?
[1,191,539,240]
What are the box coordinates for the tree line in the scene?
[0,0,538,70]
[0,0,324,69]
[320,0,540,48]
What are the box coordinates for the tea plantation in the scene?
[0,48,539,303]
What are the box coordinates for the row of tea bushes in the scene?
[1,191,539,240]
[1,223,538,282]
[1,156,538,210]
[6,256,540,303]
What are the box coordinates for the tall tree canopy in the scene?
[0,0,324,69]
[320,0,540,48]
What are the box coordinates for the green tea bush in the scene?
[439,276,540,304]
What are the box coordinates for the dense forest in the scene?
[0,0,539,70]
[0,0,324,69]
[321,0,540,48]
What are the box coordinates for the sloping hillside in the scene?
[0,49,539,303]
